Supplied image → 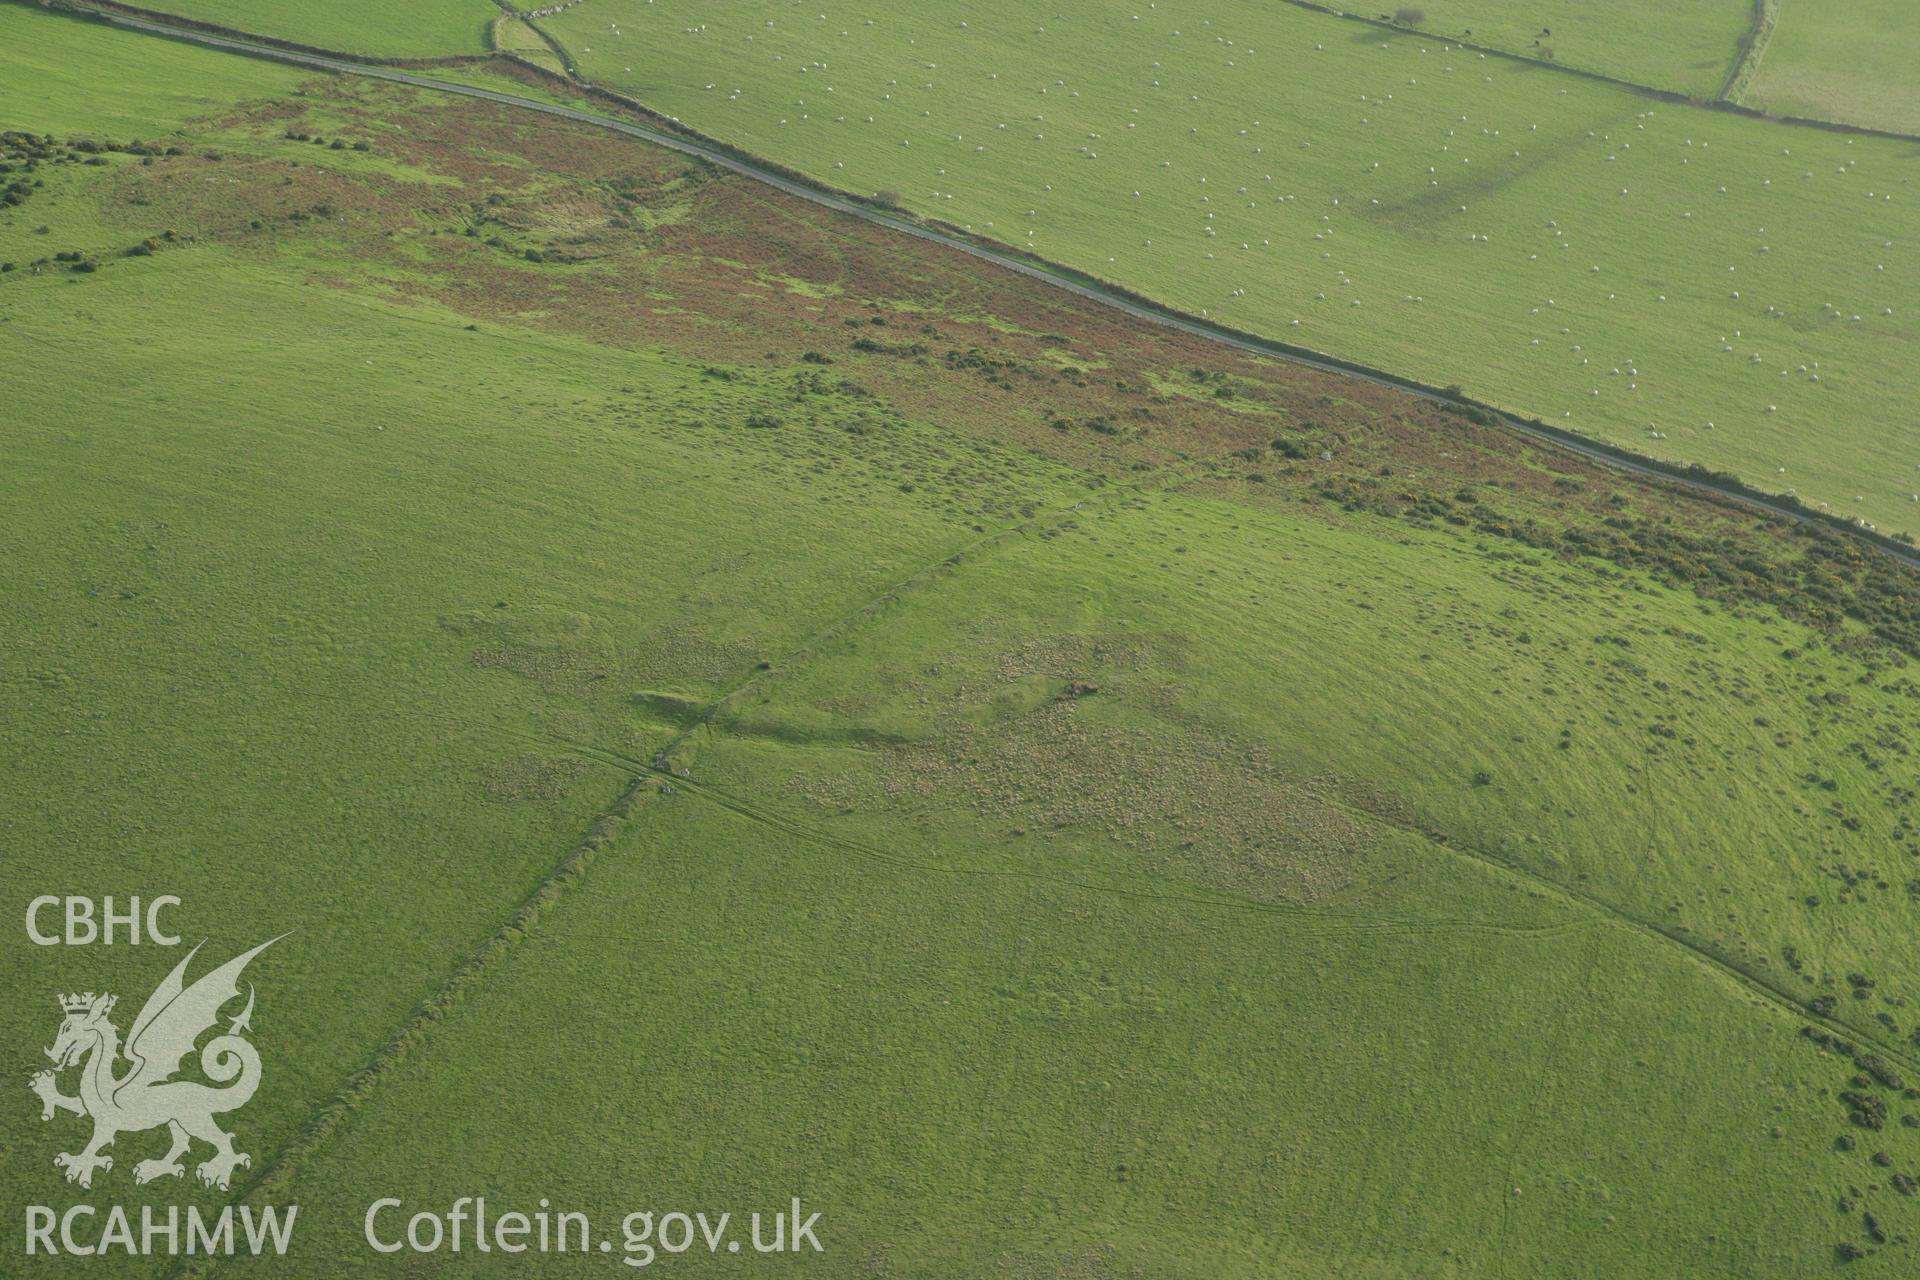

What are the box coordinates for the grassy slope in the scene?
[0,1,302,134]
[1382,0,1752,97]
[708,486,1920,995]
[0,17,1082,1271]
[1746,0,1920,136]
[9,7,1920,1273]
[0,263,1090,1272]
[108,0,500,58]
[269,799,1843,1277]
[543,0,1920,534]
[269,482,1920,1277]
[492,14,566,77]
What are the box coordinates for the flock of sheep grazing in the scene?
[578,3,1910,522]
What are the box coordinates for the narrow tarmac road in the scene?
[53,2,1920,573]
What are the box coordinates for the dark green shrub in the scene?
[1860,1053,1905,1089]
[1841,1091,1888,1130]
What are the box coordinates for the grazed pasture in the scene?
[6,3,1920,1272]
[543,0,1920,533]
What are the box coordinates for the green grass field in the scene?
[1745,0,1920,135]
[0,181,1088,1280]
[0,2,303,133]
[266,797,1863,1276]
[1377,0,1754,97]
[541,0,1920,535]
[256,456,1920,1274]
[492,13,566,77]
[9,1,1920,1273]
[120,0,500,58]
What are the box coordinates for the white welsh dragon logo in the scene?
[29,937,281,1191]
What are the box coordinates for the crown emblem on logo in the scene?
[60,992,102,1014]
